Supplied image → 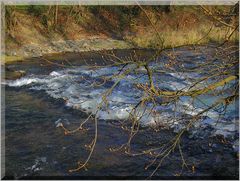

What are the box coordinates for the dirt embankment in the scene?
[4,9,135,61]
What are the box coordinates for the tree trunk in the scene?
[54,5,58,29]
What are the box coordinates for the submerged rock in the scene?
[5,68,26,80]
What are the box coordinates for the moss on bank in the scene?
[1,55,24,64]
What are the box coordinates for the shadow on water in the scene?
[3,48,239,179]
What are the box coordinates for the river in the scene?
[3,48,239,179]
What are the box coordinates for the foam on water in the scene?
[8,77,48,87]
[49,71,62,77]
[7,63,238,138]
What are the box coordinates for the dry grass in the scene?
[126,24,238,49]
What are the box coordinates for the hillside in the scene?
[4,5,239,61]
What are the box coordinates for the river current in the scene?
[3,48,239,179]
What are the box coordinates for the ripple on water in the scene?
[6,58,239,141]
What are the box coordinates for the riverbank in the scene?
[2,38,134,63]
[4,5,238,64]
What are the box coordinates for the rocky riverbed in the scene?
[5,38,134,58]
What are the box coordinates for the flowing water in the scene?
[3,48,239,179]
